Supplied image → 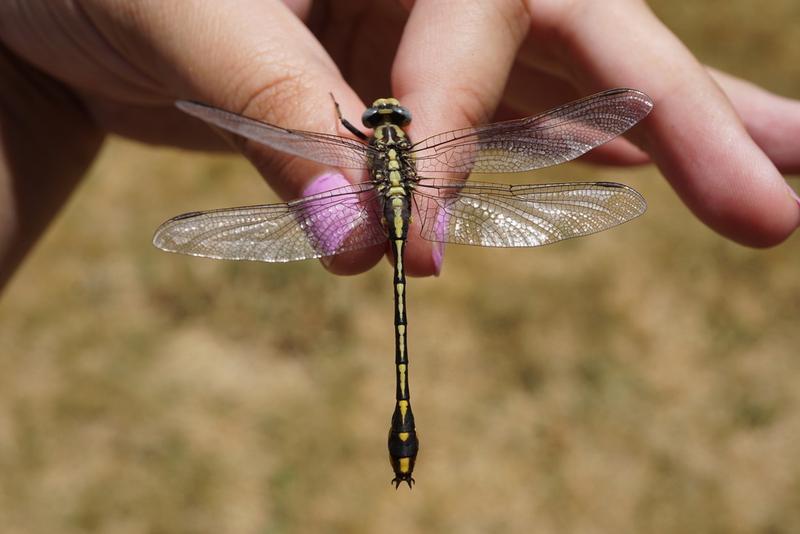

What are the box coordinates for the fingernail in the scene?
[431,204,449,276]
[786,183,800,207]
[432,240,445,276]
[302,172,350,197]
[301,172,358,262]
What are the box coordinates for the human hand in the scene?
[383,0,800,275]
[0,0,406,283]
[1,1,797,287]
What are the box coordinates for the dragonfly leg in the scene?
[329,93,369,141]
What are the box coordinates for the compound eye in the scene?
[362,108,381,128]
[392,108,412,126]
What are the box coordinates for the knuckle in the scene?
[446,83,498,127]
[528,0,585,35]
[220,67,328,198]
[497,0,533,39]
[236,63,313,128]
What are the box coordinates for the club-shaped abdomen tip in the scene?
[388,427,418,488]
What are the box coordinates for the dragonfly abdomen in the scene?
[387,208,418,488]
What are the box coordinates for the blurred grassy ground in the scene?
[1,1,799,533]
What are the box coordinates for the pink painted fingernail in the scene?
[302,172,350,197]
[432,240,445,276]
[301,172,358,264]
[431,203,449,276]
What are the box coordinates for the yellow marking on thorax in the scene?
[388,169,404,197]
[398,457,411,473]
[387,140,405,191]
[398,432,410,442]
[398,363,407,396]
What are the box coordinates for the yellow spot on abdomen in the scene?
[396,283,405,318]
[395,240,403,272]
[399,457,411,473]
[398,363,407,396]
[397,324,406,357]
[392,205,404,239]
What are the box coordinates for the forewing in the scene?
[177,101,374,169]
[153,183,386,262]
[410,88,653,174]
[414,178,646,247]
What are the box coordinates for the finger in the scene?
[708,68,800,175]
[392,0,532,276]
[526,0,799,246]
[577,137,651,166]
[81,97,232,151]
[130,0,383,274]
[495,101,650,165]
[502,59,800,168]
[0,44,104,288]
[498,65,652,165]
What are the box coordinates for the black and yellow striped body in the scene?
[364,98,419,489]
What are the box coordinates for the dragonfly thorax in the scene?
[362,97,412,128]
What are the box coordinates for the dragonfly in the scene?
[153,88,653,488]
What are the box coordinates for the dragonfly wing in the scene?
[153,183,386,262]
[414,178,646,247]
[176,101,375,169]
[410,88,653,174]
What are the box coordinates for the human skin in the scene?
[0,0,798,289]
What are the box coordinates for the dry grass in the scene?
[1,1,799,533]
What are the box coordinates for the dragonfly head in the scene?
[362,97,412,128]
